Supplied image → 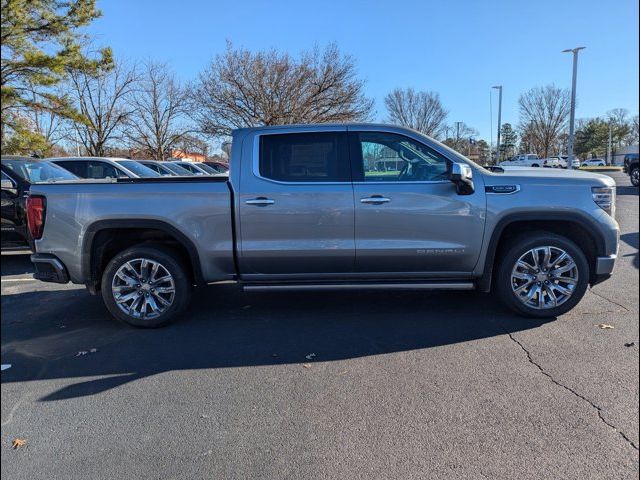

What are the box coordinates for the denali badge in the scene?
[485,185,520,194]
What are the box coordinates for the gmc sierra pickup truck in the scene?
[28,124,619,327]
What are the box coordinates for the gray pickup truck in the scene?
[28,124,619,327]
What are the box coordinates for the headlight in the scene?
[592,186,615,217]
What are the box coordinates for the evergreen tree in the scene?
[1,0,112,152]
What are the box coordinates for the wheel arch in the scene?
[478,212,606,292]
[82,219,204,293]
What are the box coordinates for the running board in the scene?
[242,282,475,292]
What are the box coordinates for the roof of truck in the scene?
[233,123,423,134]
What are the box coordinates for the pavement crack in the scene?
[505,331,638,451]
[589,289,630,312]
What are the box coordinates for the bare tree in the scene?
[190,43,373,136]
[172,134,209,159]
[629,115,640,145]
[125,62,192,160]
[518,85,570,158]
[442,122,478,154]
[384,88,448,138]
[67,62,138,156]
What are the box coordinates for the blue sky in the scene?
[88,0,639,142]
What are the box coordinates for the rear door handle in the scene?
[360,196,391,204]
[245,197,275,206]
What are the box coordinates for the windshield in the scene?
[117,160,161,177]
[163,162,194,175]
[2,159,78,183]
[194,163,220,175]
[206,163,229,173]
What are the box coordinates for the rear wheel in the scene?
[495,232,589,318]
[531,163,540,167]
[101,245,191,327]
[631,166,639,187]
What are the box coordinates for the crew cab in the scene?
[28,124,619,327]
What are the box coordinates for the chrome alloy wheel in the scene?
[111,258,176,319]
[510,246,579,310]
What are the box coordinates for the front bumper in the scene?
[595,254,617,275]
[591,254,617,286]
[30,254,69,283]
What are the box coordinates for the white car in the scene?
[48,157,161,179]
[581,158,606,167]
[500,154,543,168]
[541,157,560,168]
[546,156,581,169]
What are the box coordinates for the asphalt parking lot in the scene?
[1,172,638,479]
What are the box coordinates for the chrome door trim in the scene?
[360,197,391,204]
[245,198,275,206]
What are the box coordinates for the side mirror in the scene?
[449,162,475,195]
[1,178,16,190]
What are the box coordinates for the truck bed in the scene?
[30,177,235,284]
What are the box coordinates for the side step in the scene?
[242,282,475,292]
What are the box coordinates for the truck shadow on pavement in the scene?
[616,185,639,196]
[620,232,639,269]
[1,256,553,402]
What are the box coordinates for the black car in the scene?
[623,153,639,187]
[1,156,78,250]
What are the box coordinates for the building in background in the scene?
[169,149,206,162]
[611,144,639,166]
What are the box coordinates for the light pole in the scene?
[562,47,585,169]
[492,86,502,164]
[607,121,613,165]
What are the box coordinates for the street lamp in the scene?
[492,85,502,164]
[562,47,585,169]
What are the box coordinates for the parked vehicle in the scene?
[48,157,161,179]
[29,124,619,327]
[1,156,78,250]
[170,160,220,176]
[548,156,576,169]
[581,158,606,167]
[500,154,542,167]
[623,153,639,186]
[542,157,560,168]
[202,161,229,174]
[137,160,195,176]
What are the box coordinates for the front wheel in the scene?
[101,245,192,327]
[631,166,639,187]
[495,233,589,318]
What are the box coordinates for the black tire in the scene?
[495,232,589,318]
[101,245,192,328]
[631,166,639,187]
[531,164,540,167]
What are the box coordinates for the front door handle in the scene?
[360,196,391,204]
[245,197,275,206]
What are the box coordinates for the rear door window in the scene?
[259,132,349,182]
